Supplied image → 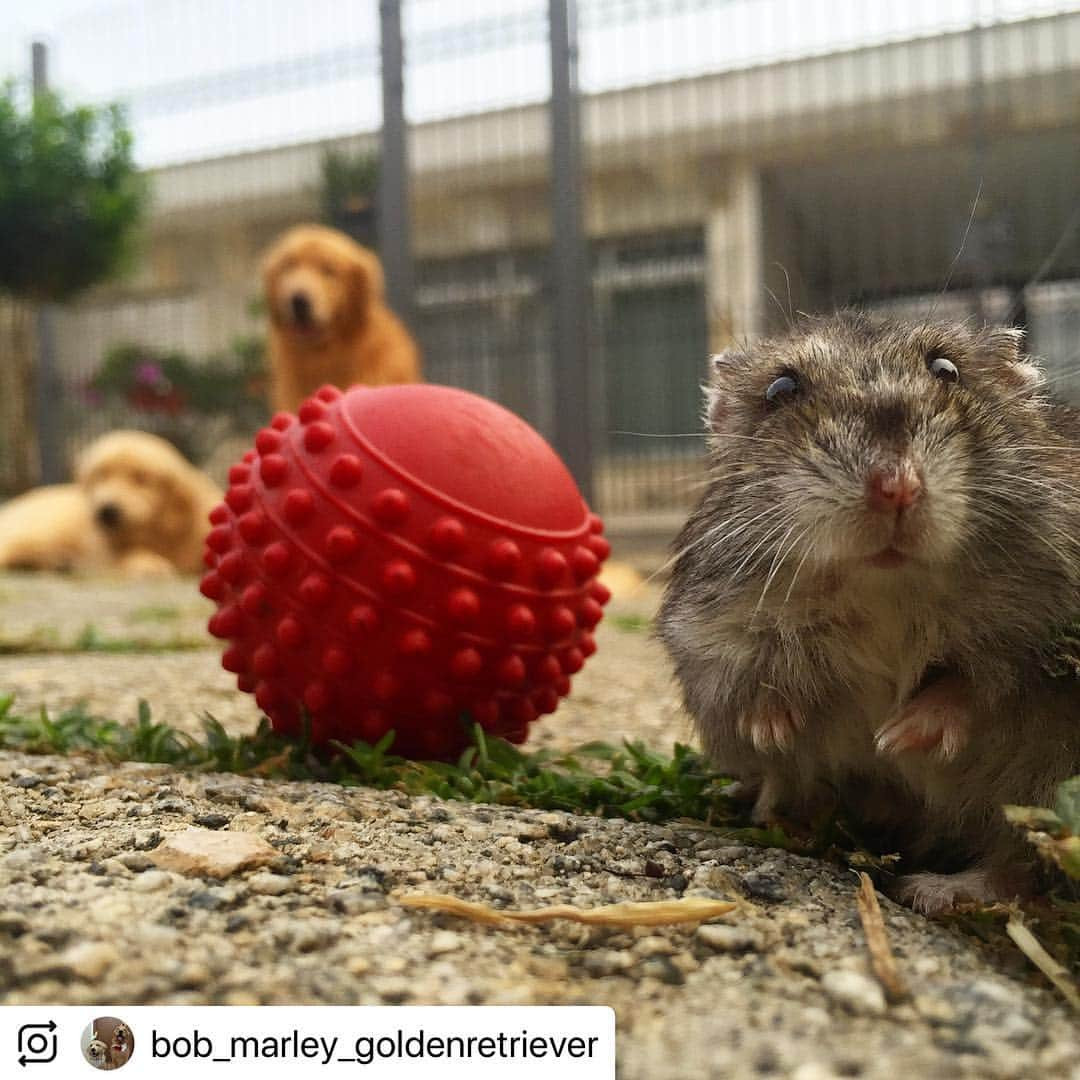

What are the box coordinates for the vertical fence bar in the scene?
[31,42,63,484]
[378,0,414,327]
[548,0,593,503]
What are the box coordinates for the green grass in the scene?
[127,604,183,624]
[0,622,207,655]
[0,694,746,825]
[608,612,652,634]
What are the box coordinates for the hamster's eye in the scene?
[765,373,799,403]
[928,356,959,383]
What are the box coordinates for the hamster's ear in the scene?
[978,326,1045,395]
[704,350,744,430]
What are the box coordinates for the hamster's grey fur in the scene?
[657,311,1080,912]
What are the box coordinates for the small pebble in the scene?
[738,870,788,903]
[132,870,174,893]
[248,872,294,896]
[821,969,887,1016]
[193,813,230,830]
[61,942,121,981]
[150,829,277,879]
[638,956,686,985]
[696,924,764,954]
[428,931,462,956]
[582,950,634,977]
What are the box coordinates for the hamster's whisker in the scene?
[715,433,792,449]
[782,528,819,608]
[639,503,783,588]
[730,514,801,579]
[715,507,798,563]
[997,445,1080,455]
[968,502,1078,566]
[754,522,810,615]
[609,430,707,438]
[987,474,1080,506]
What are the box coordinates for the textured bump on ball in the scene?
[506,603,537,638]
[450,647,484,681]
[238,511,269,544]
[536,548,568,588]
[262,542,292,576]
[276,616,305,648]
[446,587,480,624]
[382,560,416,596]
[226,484,254,512]
[303,421,335,452]
[283,489,315,525]
[427,516,466,557]
[329,454,364,489]
[299,573,332,608]
[372,488,410,527]
[348,603,380,635]
[259,456,287,487]
[206,525,232,553]
[325,525,360,563]
[486,538,521,579]
[255,428,282,455]
[298,399,327,424]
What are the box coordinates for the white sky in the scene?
[0,0,1073,167]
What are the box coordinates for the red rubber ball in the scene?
[200,383,610,759]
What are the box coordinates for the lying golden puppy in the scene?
[0,430,221,576]
[262,223,422,412]
[0,485,110,573]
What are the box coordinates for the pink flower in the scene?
[135,361,165,387]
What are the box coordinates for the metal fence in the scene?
[2,0,1079,527]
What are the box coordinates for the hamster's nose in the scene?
[866,463,922,513]
[95,503,122,528]
[290,291,312,324]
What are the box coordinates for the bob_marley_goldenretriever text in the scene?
[262,223,422,412]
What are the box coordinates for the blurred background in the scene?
[1,0,1078,543]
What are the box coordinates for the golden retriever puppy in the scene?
[77,430,222,575]
[262,224,421,412]
[0,485,110,573]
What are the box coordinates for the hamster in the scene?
[657,311,1080,913]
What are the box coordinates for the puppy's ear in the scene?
[157,469,198,539]
[347,246,385,316]
[73,445,94,485]
[260,239,286,290]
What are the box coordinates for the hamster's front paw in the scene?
[874,675,970,761]
[895,863,1031,915]
[737,699,804,753]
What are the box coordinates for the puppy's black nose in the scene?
[290,291,312,325]
[96,503,121,528]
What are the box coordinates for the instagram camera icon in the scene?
[18,1021,59,1066]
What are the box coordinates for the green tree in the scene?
[321,146,379,248]
[0,81,146,490]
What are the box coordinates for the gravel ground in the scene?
[1,572,1078,1080]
